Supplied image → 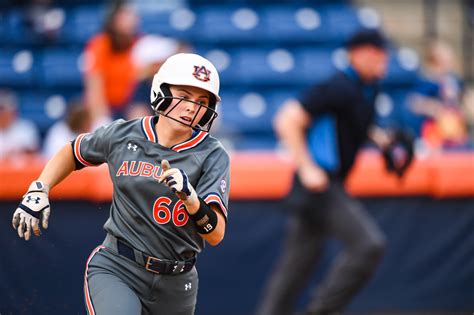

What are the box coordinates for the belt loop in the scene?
[134,249,145,266]
[104,234,119,252]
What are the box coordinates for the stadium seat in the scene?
[194,6,267,43]
[382,48,420,86]
[230,48,302,86]
[39,49,84,87]
[261,6,332,43]
[0,10,9,44]
[1,9,34,45]
[325,5,363,43]
[0,49,38,87]
[215,88,300,150]
[294,47,337,83]
[218,88,297,135]
[18,91,73,134]
[196,46,338,87]
[60,5,104,44]
[139,7,196,40]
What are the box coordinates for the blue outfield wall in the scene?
[1,198,473,315]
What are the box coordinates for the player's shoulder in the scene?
[202,134,228,151]
[200,134,231,161]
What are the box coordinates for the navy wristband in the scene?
[190,198,218,234]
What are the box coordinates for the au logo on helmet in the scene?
[193,65,211,82]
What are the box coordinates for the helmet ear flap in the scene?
[151,83,172,112]
[197,93,217,128]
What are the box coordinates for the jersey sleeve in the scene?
[71,120,123,168]
[195,147,231,220]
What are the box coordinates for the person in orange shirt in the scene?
[84,0,186,126]
[83,1,140,125]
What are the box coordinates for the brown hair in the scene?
[66,100,91,133]
[103,0,136,51]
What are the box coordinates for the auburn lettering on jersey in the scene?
[116,160,163,179]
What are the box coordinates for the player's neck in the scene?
[155,120,193,148]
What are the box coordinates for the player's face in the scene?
[165,85,211,130]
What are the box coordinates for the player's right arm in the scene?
[12,143,76,240]
[273,99,329,192]
[38,143,77,189]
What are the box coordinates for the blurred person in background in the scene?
[83,0,184,128]
[461,87,474,140]
[20,0,62,43]
[256,29,396,315]
[408,38,468,150]
[0,89,40,160]
[42,99,92,160]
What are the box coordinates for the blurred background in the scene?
[0,0,473,314]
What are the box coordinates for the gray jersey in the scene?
[72,116,230,261]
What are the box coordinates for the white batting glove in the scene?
[159,160,197,202]
[12,181,51,241]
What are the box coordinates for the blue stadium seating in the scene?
[39,48,84,87]
[2,9,37,45]
[197,47,337,86]
[218,88,298,135]
[18,91,73,134]
[325,5,363,42]
[0,49,38,87]
[0,11,5,39]
[195,6,269,43]
[294,47,337,83]
[60,5,104,44]
[230,48,301,85]
[139,7,195,40]
[382,51,419,86]
[0,2,424,150]
[262,5,357,44]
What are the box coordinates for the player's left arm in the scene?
[159,160,226,246]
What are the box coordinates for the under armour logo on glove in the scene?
[26,195,41,204]
[12,181,51,241]
[158,160,197,201]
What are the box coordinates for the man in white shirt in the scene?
[0,89,40,160]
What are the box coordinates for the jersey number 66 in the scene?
[153,197,189,227]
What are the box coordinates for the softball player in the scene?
[12,53,230,315]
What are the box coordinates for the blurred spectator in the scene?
[20,0,63,43]
[462,87,474,140]
[408,39,468,149]
[42,100,92,160]
[83,0,185,127]
[0,89,40,160]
